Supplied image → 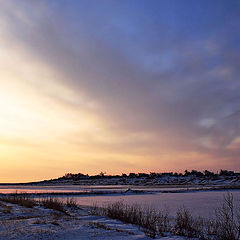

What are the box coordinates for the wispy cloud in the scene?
[0,0,240,181]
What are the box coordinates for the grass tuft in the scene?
[0,194,36,208]
[92,201,169,238]
[40,198,67,214]
[91,193,240,239]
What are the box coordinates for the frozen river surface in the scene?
[72,190,240,217]
[0,185,239,218]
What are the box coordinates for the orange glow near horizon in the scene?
[0,36,236,183]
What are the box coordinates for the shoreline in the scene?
[0,184,240,197]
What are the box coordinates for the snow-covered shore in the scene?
[24,174,240,187]
[0,190,239,240]
[0,200,185,240]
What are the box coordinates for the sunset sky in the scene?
[0,1,240,182]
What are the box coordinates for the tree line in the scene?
[56,169,238,181]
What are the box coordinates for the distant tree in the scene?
[149,172,157,178]
[162,172,173,176]
[99,171,106,177]
[129,173,137,178]
[204,170,215,177]
[219,169,234,176]
[190,170,204,177]
[64,173,73,179]
[137,173,149,178]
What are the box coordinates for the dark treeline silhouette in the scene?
[54,169,238,181]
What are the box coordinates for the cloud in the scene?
[0,0,240,181]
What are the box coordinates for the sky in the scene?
[0,0,240,182]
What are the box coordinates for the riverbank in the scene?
[0,193,239,239]
[0,197,186,240]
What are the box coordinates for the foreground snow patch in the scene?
[0,201,187,240]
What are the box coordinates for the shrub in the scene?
[204,218,219,237]
[214,193,239,240]
[66,198,78,208]
[40,198,66,214]
[156,209,170,235]
[173,207,201,238]
[0,194,36,208]
[92,201,170,238]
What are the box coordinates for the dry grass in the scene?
[1,192,239,239]
[0,195,36,208]
[91,201,170,238]
[40,198,66,214]
[0,202,12,214]
[214,193,239,240]
[33,219,46,224]
[91,193,240,239]
[173,207,204,238]
[0,194,77,215]
[51,220,60,226]
[66,198,78,208]
[89,221,135,235]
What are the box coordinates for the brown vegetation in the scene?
[0,194,35,208]
[91,193,240,239]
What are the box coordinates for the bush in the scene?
[40,198,66,214]
[156,209,170,235]
[173,207,201,238]
[204,218,219,237]
[92,201,170,238]
[66,198,78,208]
[214,193,239,240]
[0,194,36,208]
